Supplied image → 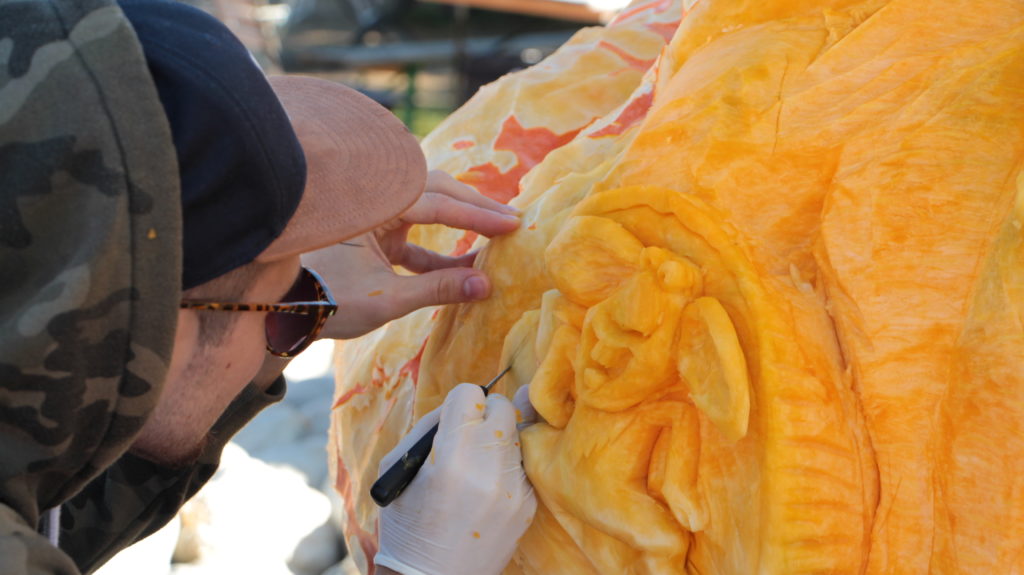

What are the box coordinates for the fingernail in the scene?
[498,203,521,215]
[463,275,488,300]
[500,213,522,224]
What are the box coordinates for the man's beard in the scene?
[161,433,211,469]
[129,431,211,470]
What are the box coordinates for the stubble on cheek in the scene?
[164,433,212,469]
[129,432,212,470]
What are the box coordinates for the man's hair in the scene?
[182,260,270,347]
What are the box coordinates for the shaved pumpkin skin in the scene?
[330,0,1024,573]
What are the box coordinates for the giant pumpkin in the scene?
[328,0,1024,573]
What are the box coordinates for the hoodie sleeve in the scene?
[58,377,287,573]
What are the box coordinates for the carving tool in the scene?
[370,365,514,507]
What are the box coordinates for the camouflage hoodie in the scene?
[0,1,286,572]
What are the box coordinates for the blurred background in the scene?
[95,0,624,573]
[194,0,619,135]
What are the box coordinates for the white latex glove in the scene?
[512,385,538,430]
[375,383,537,575]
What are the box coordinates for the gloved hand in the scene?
[512,384,538,430]
[374,383,537,575]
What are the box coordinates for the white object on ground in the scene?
[258,435,330,487]
[174,443,334,574]
[232,402,310,454]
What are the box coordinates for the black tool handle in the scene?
[371,378,507,507]
[371,422,439,507]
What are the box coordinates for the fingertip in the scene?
[440,383,487,427]
[498,212,522,230]
[435,169,518,215]
[523,486,538,517]
[475,213,522,239]
[484,393,517,430]
[462,274,490,300]
[474,208,522,238]
[510,386,533,424]
[497,202,521,216]
[513,384,531,407]
[450,382,486,402]
[395,268,484,311]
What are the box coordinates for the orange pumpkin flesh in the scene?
[329,0,1024,572]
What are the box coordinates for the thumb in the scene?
[394,268,492,312]
[513,385,539,430]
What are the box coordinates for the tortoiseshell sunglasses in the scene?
[180,267,337,358]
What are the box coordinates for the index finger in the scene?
[437,383,488,439]
[401,192,521,238]
[426,170,519,215]
[482,393,517,435]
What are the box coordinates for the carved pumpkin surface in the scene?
[329,0,1024,573]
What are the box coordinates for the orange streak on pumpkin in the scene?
[332,360,387,408]
[376,391,403,432]
[458,162,525,206]
[331,341,430,569]
[599,40,655,71]
[397,337,428,388]
[384,337,428,400]
[332,382,369,409]
[334,344,410,409]
[332,340,429,562]
[451,231,479,256]
[607,67,633,80]
[494,115,583,170]
[608,0,672,26]
[453,139,475,150]
[333,455,379,566]
[457,115,583,206]
[589,89,655,139]
[646,20,680,42]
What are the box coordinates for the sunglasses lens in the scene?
[265,270,320,356]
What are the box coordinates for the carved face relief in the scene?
[508,186,873,574]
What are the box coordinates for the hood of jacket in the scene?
[0,0,181,530]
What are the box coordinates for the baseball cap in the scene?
[120,0,426,289]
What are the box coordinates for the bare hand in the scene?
[304,171,520,340]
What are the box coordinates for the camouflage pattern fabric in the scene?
[60,378,287,572]
[0,1,284,573]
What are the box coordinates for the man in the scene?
[0,0,535,573]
